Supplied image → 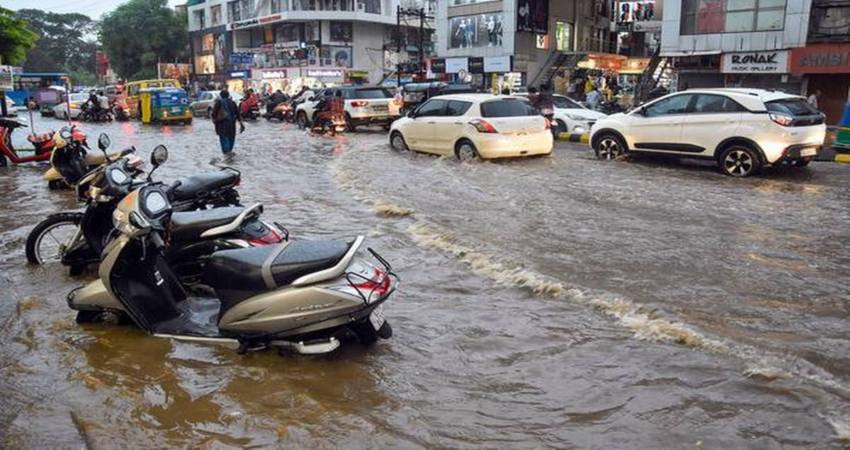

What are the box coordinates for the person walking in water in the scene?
[211,89,245,160]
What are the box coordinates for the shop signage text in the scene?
[307,69,344,78]
[483,56,512,73]
[261,70,287,79]
[790,43,850,74]
[229,71,248,78]
[721,50,789,74]
[446,58,469,74]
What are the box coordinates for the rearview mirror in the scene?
[97,133,110,151]
[151,145,168,167]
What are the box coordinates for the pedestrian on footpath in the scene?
[211,89,245,160]
[586,85,602,111]
[807,89,821,110]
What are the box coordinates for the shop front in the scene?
[720,49,798,93]
[255,68,289,93]
[428,56,516,91]
[790,43,850,125]
[226,70,250,93]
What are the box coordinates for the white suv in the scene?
[516,93,607,135]
[589,88,827,177]
[295,86,401,131]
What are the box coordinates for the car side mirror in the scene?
[407,110,416,118]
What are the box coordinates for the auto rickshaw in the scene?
[400,82,475,116]
[137,87,193,125]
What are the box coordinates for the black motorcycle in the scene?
[80,103,113,122]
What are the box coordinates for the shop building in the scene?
[790,0,850,124]
[432,0,612,90]
[661,0,813,92]
[186,0,435,93]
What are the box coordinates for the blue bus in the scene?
[6,72,68,115]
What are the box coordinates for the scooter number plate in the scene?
[369,305,385,331]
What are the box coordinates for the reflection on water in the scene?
[1,116,849,448]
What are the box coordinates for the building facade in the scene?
[186,0,434,92]
[661,0,813,92]
[789,0,850,123]
[433,0,612,90]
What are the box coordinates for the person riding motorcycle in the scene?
[312,90,344,130]
[240,88,260,117]
[86,90,101,116]
[266,89,288,112]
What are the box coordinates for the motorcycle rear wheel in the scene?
[26,213,83,265]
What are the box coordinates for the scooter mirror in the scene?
[151,145,168,167]
[98,133,111,151]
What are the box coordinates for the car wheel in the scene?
[594,133,626,160]
[455,139,479,161]
[719,145,761,177]
[390,131,408,151]
[345,113,356,132]
[792,158,811,167]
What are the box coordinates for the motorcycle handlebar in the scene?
[166,180,182,197]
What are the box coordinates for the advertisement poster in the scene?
[517,0,549,34]
[158,63,192,85]
[330,21,352,42]
[449,14,503,49]
[322,46,353,68]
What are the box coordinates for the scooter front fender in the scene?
[43,166,61,181]
[68,279,124,312]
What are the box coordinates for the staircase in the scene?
[530,52,587,88]
[633,47,667,106]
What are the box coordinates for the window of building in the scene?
[193,10,205,29]
[555,21,572,51]
[210,5,222,25]
[228,1,241,22]
[681,0,786,35]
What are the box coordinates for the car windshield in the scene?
[480,99,537,118]
[766,98,819,116]
[553,96,584,109]
[355,89,392,99]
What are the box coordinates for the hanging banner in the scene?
[517,0,549,34]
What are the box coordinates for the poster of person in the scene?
[215,33,227,72]
[330,21,353,42]
[449,14,502,49]
[517,0,548,34]
[276,23,300,47]
[158,63,192,86]
[304,21,320,44]
[322,46,352,68]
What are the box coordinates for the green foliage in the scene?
[66,69,97,86]
[16,9,98,76]
[0,7,38,65]
[100,0,188,81]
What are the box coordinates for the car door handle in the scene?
[453,122,462,125]
[427,121,436,124]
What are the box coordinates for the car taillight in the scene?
[248,228,283,246]
[351,100,369,107]
[770,113,793,127]
[469,118,498,133]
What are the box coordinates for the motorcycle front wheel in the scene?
[26,213,83,266]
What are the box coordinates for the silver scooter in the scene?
[67,147,397,355]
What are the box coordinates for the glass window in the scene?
[211,6,222,25]
[756,9,784,30]
[480,99,536,118]
[765,99,819,116]
[692,95,745,113]
[727,0,755,10]
[725,11,755,31]
[553,95,583,109]
[416,99,447,117]
[644,94,694,117]
[681,0,786,34]
[446,100,472,116]
[555,21,572,51]
[354,88,392,99]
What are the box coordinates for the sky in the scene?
[2,0,185,20]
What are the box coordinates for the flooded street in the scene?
[1,115,849,449]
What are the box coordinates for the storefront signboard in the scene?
[721,50,789,74]
[445,57,469,74]
[229,71,248,79]
[261,69,287,79]
[483,56,512,73]
[790,43,850,74]
[307,69,344,78]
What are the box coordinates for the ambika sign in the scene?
[790,43,850,74]
[721,50,789,74]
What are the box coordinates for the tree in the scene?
[100,0,188,80]
[16,9,98,76]
[0,7,38,65]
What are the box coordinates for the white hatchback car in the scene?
[516,93,607,135]
[589,88,826,176]
[389,94,553,160]
[52,93,89,120]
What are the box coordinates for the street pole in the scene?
[396,5,401,87]
[418,8,424,81]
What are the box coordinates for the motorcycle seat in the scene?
[173,170,238,202]
[84,150,124,166]
[203,240,352,310]
[170,206,244,242]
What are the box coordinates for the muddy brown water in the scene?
[1,115,849,449]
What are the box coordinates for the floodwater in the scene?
[1,114,849,449]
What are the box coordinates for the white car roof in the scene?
[681,88,802,103]
[432,93,521,103]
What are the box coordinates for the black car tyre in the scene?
[390,131,408,151]
[719,145,762,177]
[455,139,479,161]
[345,113,357,132]
[594,133,626,160]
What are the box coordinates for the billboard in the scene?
[158,63,192,85]
[517,0,548,34]
[449,13,503,49]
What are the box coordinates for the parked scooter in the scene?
[0,116,57,167]
[27,134,254,276]
[67,146,396,355]
[43,126,123,189]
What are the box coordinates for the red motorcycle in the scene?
[0,117,58,167]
